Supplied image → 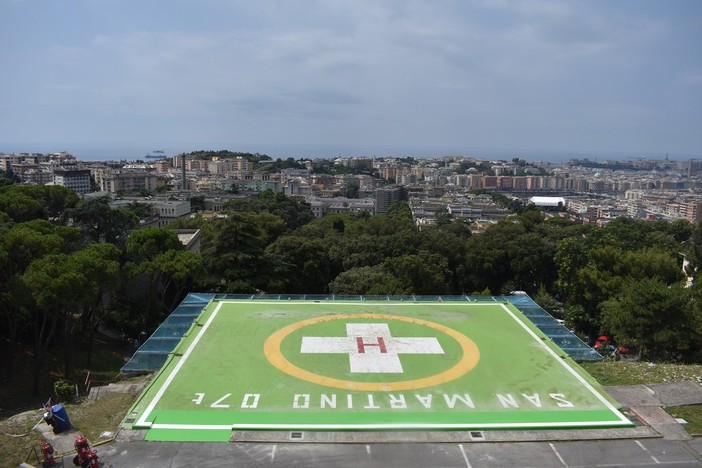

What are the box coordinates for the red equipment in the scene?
[41,442,56,467]
[85,450,100,468]
[72,436,99,467]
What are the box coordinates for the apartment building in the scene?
[53,169,92,194]
[100,168,166,193]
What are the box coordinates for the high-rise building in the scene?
[375,186,403,214]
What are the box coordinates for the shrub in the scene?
[54,379,75,403]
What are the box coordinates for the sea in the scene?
[1,142,698,164]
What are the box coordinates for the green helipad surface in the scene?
[127,300,632,442]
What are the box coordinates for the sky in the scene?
[1,0,701,160]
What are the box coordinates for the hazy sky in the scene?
[1,0,701,159]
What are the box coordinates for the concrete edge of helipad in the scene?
[114,425,658,445]
[229,426,659,443]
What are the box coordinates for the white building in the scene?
[529,196,565,207]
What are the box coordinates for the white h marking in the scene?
[300,323,444,373]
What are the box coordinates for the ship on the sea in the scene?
[145,150,167,159]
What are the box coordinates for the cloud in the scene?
[1,0,700,155]
[681,70,702,86]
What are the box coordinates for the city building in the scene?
[375,186,403,214]
[53,169,92,194]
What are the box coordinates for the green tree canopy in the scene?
[265,236,333,293]
[127,227,183,262]
[387,200,412,220]
[601,278,701,361]
[0,191,44,222]
[66,196,137,244]
[201,212,280,292]
[328,265,407,296]
[224,190,314,230]
[382,252,452,294]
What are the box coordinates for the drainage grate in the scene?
[124,418,136,423]
[469,431,485,440]
[290,432,304,440]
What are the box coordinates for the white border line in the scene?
[214,300,500,306]
[148,420,629,431]
[135,301,224,428]
[136,300,631,432]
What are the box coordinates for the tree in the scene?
[201,213,277,292]
[591,217,654,252]
[559,243,683,341]
[0,221,77,378]
[249,212,288,244]
[363,214,415,236]
[387,200,412,220]
[0,191,44,222]
[601,278,701,361]
[189,195,206,212]
[126,228,183,262]
[340,183,360,199]
[382,252,452,294]
[224,190,314,230]
[22,253,89,394]
[37,185,80,219]
[125,228,203,320]
[150,249,204,313]
[464,219,553,295]
[0,219,78,376]
[67,196,137,244]
[123,201,154,219]
[327,234,386,270]
[0,168,19,185]
[0,185,79,222]
[294,214,366,239]
[69,243,122,367]
[434,207,452,226]
[266,236,333,293]
[416,227,471,293]
[667,219,693,243]
[533,284,562,316]
[328,265,407,295]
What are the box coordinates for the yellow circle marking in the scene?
[263,313,480,391]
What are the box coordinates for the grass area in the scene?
[0,409,46,466]
[66,393,139,443]
[580,361,702,386]
[667,406,702,435]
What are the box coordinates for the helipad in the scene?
[126,299,632,442]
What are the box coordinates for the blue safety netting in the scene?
[121,292,600,373]
[121,293,215,372]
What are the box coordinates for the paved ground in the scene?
[95,437,702,467]
[28,381,702,467]
[605,381,702,441]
